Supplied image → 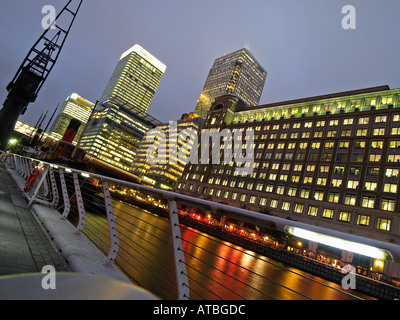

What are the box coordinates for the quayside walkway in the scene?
[0,163,68,275]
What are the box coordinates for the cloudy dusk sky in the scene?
[0,0,399,126]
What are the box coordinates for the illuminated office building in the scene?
[79,101,162,171]
[80,45,166,171]
[194,48,267,118]
[100,44,167,114]
[131,112,204,190]
[50,93,94,143]
[177,86,400,248]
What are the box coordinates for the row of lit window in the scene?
[239,114,400,131]
[177,177,396,211]
[265,200,392,232]
[230,96,398,124]
[249,139,400,154]
[204,173,398,196]
[257,150,400,164]
[240,126,400,142]
[177,181,397,217]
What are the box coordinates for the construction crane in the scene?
[0,0,83,150]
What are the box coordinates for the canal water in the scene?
[81,199,372,300]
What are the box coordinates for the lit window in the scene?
[373,128,385,136]
[362,196,375,208]
[281,202,291,211]
[259,197,267,206]
[276,185,285,195]
[325,141,335,149]
[369,154,381,162]
[347,180,359,189]
[358,117,369,125]
[381,199,395,212]
[288,187,297,196]
[388,154,400,163]
[384,183,397,194]
[307,206,318,217]
[357,215,370,227]
[314,191,324,201]
[265,184,274,193]
[385,168,399,178]
[376,218,391,231]
[339,211,351,222]
[390,140,400,149]
[375,115,387,123]
[294,203,304,214]
[303,176,313,184]
[300,189,310,199]
[391,127,400,135]
[364,182,377,191]
[322,209,334,219]
[344,194,357,206]
[328,192,340,203]
[270,199,278,208]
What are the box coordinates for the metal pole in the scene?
[59,169,70,220]
[168,199,190,300]
[102,180,119,267]
[72,172,86,234]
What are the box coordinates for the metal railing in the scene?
[3,152,400,300]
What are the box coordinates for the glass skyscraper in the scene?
[100,44,167,114]
[194,48,267,119]
[50,93,94,143]
[80,44,166,171]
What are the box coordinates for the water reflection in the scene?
[82,201,372,300]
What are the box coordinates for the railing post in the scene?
[48,166,59,208]
[72,172,86,234]
[168,199,190,300]
[102,180,119,267]
[59,169,70,220]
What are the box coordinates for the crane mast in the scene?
[0,0,83,150]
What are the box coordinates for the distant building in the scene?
[194,48,267,118]
[50,93,94,143]
[131,112,204,190]
[79,101,162,171]
[100,44,167,115]
[177,86,400,249]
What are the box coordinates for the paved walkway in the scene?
[0,163,69,276]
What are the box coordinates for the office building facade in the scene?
[131,112,204,190]
[79,101,162,171]
[100,44,166,114]
[194,48,267,118]
[50,93,94,143]
[177,86,400,247]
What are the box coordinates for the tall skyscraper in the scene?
[50,93,94,143]
[100,44,167,114]
[80,44,166,171]
[194,48,267,118]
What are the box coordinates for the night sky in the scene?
[0,0,399,127]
